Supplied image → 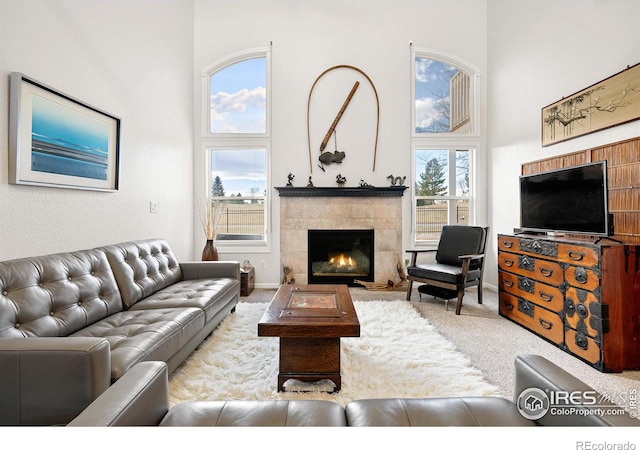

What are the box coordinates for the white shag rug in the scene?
[169,300,500,407]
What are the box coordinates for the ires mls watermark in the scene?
[516,387,637,420]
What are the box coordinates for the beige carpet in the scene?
[169,299,500,407]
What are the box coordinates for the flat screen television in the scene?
[519,161,610,237]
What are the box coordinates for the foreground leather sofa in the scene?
[0,239,240,426]
[68,354,639,426]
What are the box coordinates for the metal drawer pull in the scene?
[575,334,589,350]
[503,241,513,248]
[568,251,584,261]
[539,319,553,330]
[539,292,553,302]
[504,280,514,288]
[574,267,588,284]
[539,267,553,277]
[503,302,514,311]
[504,259,514,267]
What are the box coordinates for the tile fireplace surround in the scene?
[277,187,406,285]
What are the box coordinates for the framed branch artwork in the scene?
[9,72,120,191]
[542,62,640,147]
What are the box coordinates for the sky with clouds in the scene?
[209,57,267,197]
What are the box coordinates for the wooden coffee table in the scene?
[258,284,360,392]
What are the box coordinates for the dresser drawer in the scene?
[498,236,520,253]
[564,287,607,340]
[498,252,564,286]
[558,243,599,268]
[499,292,564,345]
[565,327,602,368]
[499,271,564,312]
[564,266,600,291]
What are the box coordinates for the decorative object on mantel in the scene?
[387,174,406,186]
[359,179,374,188]
[336,174,347,186]
[307,65,380,173]
[306,176,314,187]
[354,257,408,291]
[542,61,640,146]
[197,197,222,261]
[286,173,295,186]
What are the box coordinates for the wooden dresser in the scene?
[498,233,640,372]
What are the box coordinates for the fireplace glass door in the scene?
[308,229,374,286]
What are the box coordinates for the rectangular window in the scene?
[414,148,470,241]
[209,147,267,241]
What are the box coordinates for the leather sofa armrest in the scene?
[514,354,639,426]
[0,337,111,425]
[180,260,241,281]
[68,361,169,426]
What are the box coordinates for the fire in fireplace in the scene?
[308,229,374,286]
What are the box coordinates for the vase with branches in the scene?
[197,198,223,261]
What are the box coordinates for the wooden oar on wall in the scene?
[319,81,360,153]
[306,65,380,173]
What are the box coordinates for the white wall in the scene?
[194,0,489,286]
[0,0,195,260]
[3,1,635,289]
[486,0,640,286]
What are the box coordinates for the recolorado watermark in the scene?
[516,387,637,420]
[576,442,636,450]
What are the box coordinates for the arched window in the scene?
[411,48,480,244]
[201,49,270,249]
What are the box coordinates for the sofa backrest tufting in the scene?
[0,250,123,338]
[101,239,183,309]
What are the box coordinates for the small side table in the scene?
[240,267,255,297]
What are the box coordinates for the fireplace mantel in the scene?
[275,186,408,197]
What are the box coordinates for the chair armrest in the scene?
[180,261,241,281]
[68,361,169,426]
[458,253,485,261]
[405,249,437,266]
[514,354,639,426]
[0,337,111,425]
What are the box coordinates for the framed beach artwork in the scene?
[9,72,120,191]
[542,62,640,146]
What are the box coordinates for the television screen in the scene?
[519,161,609,236]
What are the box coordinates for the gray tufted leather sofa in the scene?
[0,238,240,426]
[67,354,638,427]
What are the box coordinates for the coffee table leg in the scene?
[277,337,341,391]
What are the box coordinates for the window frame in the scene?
[201,47,271,138]
[200,47,271,252]
[410,47,481,246]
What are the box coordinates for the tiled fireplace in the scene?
[277,187,406,285]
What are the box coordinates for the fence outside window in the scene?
[415,202,469,241]
[212,201,265,238]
